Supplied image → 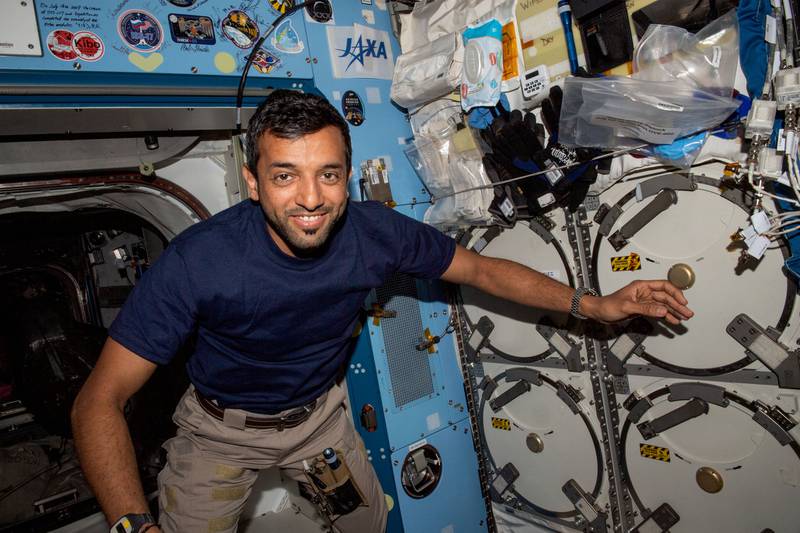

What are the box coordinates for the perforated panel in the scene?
[376,273,435,408]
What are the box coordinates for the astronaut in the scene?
[71,90,692,533]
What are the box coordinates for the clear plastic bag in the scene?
[559,76,740,148]
[391,33,463,109]
[405,127,493,231]
[634,10,739,97]
[409,98,463,140]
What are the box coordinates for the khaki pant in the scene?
[157,384,387,533]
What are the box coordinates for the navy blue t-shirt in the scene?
[109,200,456,414]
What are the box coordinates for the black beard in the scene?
[264,205,343,258]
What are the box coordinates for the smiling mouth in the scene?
[290,213,327,230]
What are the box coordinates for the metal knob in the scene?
[696,466,723,493]
[668,263,695,290]
[526,433,544,453]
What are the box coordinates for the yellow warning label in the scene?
[492,417,511,431]
[611,253,642,272]
[640,443,670,462]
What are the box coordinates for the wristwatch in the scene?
[570,287,598,320]
[110,513,156,533]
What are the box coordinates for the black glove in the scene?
[479,85,603,215]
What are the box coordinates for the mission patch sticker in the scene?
[168,0,198,6]
[221,10,259,49]
[47,29,77,61]
[251,48,281,74]
[168,14,215,45]
[118,10,164,53]
[269,0,296,14]
[342,90,365,126]
[271,19,304,54]
[72,31,104,61]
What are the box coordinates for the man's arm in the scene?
[441,245,693,324]
[71,338,159,530]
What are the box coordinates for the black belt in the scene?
[194,390,316,431]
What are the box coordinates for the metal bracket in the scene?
[478,376,498,399]
[609,189,678,251]
[505,367,543,386]
[630,503,680,533]
[467,316,494,362]
[489,380,531,412]
[624,392,653,424]
[596,203,623,236]
[720,185,756,212]
[634,174,696,200]
[367,303,397,326]
[562,479,608,533]
[468,226,503,253]
[667,382,729,407]
[727,314,800,389]
[612,375,630,395]
[752,400,798,446]
[556,381,584,414]
[536,323,583,372]
[527,218,555,244]
[607,331,647,376]
[637,398,709,440]
[489,462,520,500]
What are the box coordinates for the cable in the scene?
[435,121,742,204]
[786,0,796,68]
[747,167,800,206]
[235,1,325,130]
[414,320,456,351]
[0,463,63,504]
[394,200,432,207]
[762,41,778,100]
[766,224,800,235]
[431,144,649,202]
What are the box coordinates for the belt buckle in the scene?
[276,416,287,432]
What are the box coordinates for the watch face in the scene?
[111,513,154,533]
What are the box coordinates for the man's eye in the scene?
[273,173,293,183]
[321,172,341,183]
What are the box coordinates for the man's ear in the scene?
[242,165,259,201]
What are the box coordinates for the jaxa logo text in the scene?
[337,34,388,70]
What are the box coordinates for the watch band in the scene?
[570,287,598,320]
[110,513,156,533]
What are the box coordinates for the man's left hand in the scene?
[582,280,694,325]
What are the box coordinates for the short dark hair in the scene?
[245,89,352,174]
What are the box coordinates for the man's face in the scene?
[243,126,350,257]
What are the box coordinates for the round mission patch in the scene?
[47,29,77,61]
[72,31,104,62]
[118,10,164,53]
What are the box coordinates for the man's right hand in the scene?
[71,338,159,530]
[581,279,694,325]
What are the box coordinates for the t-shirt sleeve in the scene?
[108,244,198,365]
[382,205,457,279]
